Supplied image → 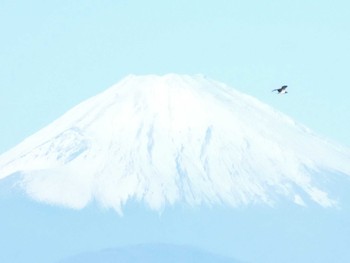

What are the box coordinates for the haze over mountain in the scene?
[57,244,242,263]
[1,74,350,214]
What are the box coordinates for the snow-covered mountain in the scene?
[1,74,350,213]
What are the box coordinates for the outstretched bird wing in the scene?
[272,85,288,92]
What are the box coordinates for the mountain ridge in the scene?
[57,243,243,263]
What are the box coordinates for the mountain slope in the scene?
[1,74,349,212]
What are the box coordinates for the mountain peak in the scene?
[1,74,350,213]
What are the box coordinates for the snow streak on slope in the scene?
[0,74,350,212]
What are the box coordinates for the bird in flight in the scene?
[272,85,288,94]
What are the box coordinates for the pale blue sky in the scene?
[1,2,350,263]
[1,0,350,153]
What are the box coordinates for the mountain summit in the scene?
[1,74,349,213]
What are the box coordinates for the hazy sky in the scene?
[1,3,350,263]
[1,0,350,153]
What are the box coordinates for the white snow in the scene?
[1,74,350,212]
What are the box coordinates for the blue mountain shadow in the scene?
[58,244,244,263]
